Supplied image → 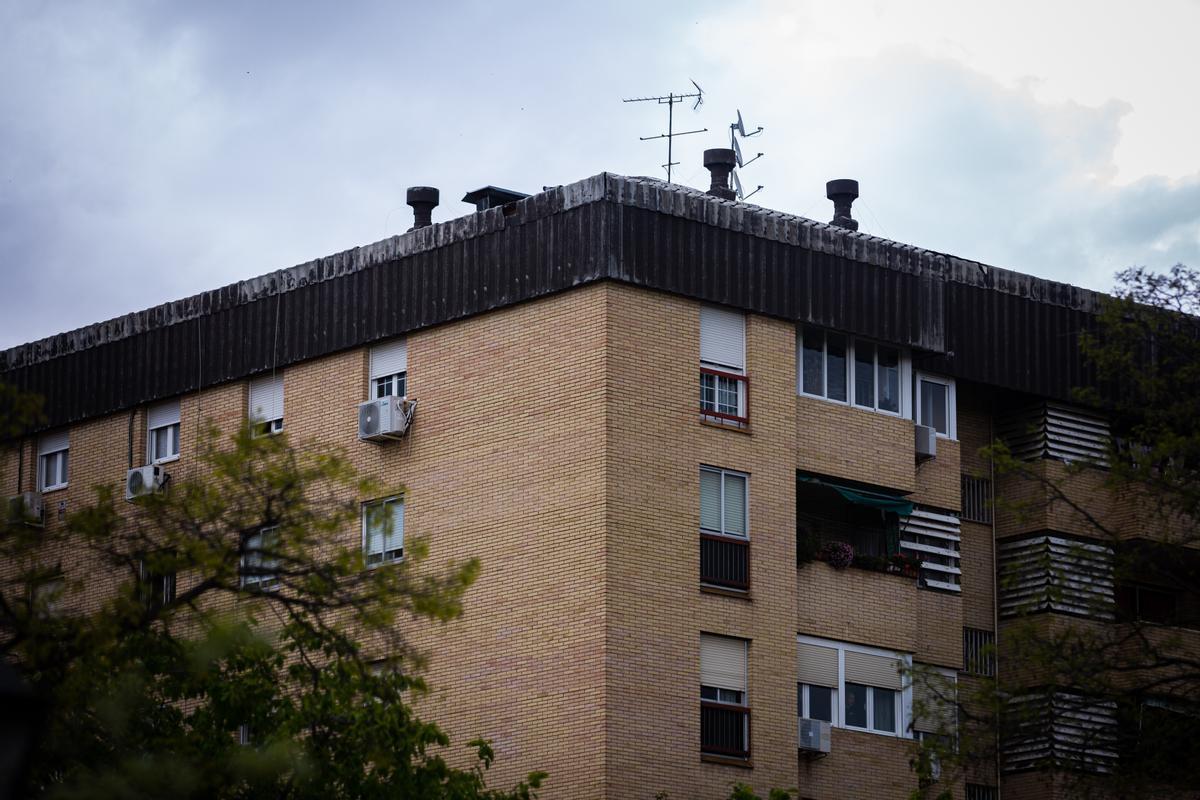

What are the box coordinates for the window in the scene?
[363,496,404,566]
[1116,583,1178,625]
[370,339,408,399]
[248,374,284,436]
[700,634,749,759]
[798,636,910,739]
[798,327,910,416]
[916,373,956,439]
[963,627,996,677]
[911,665,958,738]
[147,400,180,463]
[238,724,253,746]
[38,430,69,491]
[30,576,65,617]
[241,526,280,590]
[700,467,749,591]
[700,306,748,425]
[961,475,993,524]
[139,557,177,610]
[966,786,998,800]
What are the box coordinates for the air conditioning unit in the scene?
[126,465,168,501]
[7,491,44,527]
[915,424,937,461]
[358,396,415,443]
[798,717,832,754]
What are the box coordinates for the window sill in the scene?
[701,753,753,769]
[699,418,752,435]
[40,484,68,494]
[152,455,180,465]
[700,584,751,600]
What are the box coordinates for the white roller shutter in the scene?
[797,642,839,687]
[844,650,903,690]
[370,339,408,380]
[700,634,747,692]
[147,399,180,431]
[38,430,69,455]
[248,374,284,422]
[912,667,957,734]
[700,306,745,371]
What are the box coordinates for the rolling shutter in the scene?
[38,430,69,455]
[370,339,408,380]
[700,469,722,531]
[700,634,747,692]
[248,374,284,422]
[147,399,180,431]
[913,668,957,734]
[844,649,903,690]
[797,642,839,687]
[700,306,745,371]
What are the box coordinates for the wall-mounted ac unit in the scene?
[358,396,415,443]
[915,424,937,461]
[798,717,832,754]
[7,491,44,527]
[126,465,168,501]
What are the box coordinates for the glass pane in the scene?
[153,427,169,460]
[701,685,719,700]
[396,372,407,398]
[375,375,391,398]
[723,474,746,536]
[700,373,716,411]
[717,376,739,416]
[845,682,868,727]
[878,347,900,413]
[61,451,67,484]
[873,688,897,732]
[854,344,875,408]
[809,685,833,722]
[719,688,743,704]
[802,328,824,395]
[42,455,54,488]
[921,380,947,434]
[388,498,405,555]
[699,470,722,531]
[826,334,847,401]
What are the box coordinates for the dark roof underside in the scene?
[1,173,1102,433]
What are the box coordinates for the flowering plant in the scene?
[821,541,855,569]
[889,552,922,577]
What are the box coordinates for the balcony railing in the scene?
[700,367,749,425]
[701,533,749,590]
[701,701,750,759]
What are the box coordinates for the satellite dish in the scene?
[735,110,746,137]
[733,170,745,200]
[732,137,745,168]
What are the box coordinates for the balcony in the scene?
[701,701,750,759]
[701,533,749,591]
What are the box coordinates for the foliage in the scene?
[819,540,854,569]
[726,783,795,800]
[1,416,545,799]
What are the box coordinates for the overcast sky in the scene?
[2,0,1199,349]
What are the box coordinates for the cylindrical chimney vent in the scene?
[406,186,439,230]
[825,179,859,231]
[703,148,737,201]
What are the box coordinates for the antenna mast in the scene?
[623,80,707,183]
[728,108,765,201]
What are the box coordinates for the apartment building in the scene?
[3,158,1192,799]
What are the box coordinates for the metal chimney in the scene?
[462,186,529,212]
[406,186,439,230]
[825,179,859,231]
[703,148,737,201]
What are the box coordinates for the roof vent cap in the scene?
[825,179,859,231]
[406,186,439,230]
[703,148,737,201]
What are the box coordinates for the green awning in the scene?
[798,474,914,516]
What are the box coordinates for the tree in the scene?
[915,264,1200,799]
[1,414,546,799]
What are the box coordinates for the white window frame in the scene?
[915,373,957,440]
[699,466,749,540]
[240,526,280,591]
[369,339,408,400]
[38,431,69,492]
[799,682,840,726]
[362,495,405,567]
[248,375,284,437]
[797,634,913,740]
[147,401,182,464]
[797,328,911,418]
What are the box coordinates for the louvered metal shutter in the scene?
[700,634,747,692]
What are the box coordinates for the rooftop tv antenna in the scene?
[623,80,707,183]
[729,108,764,200]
